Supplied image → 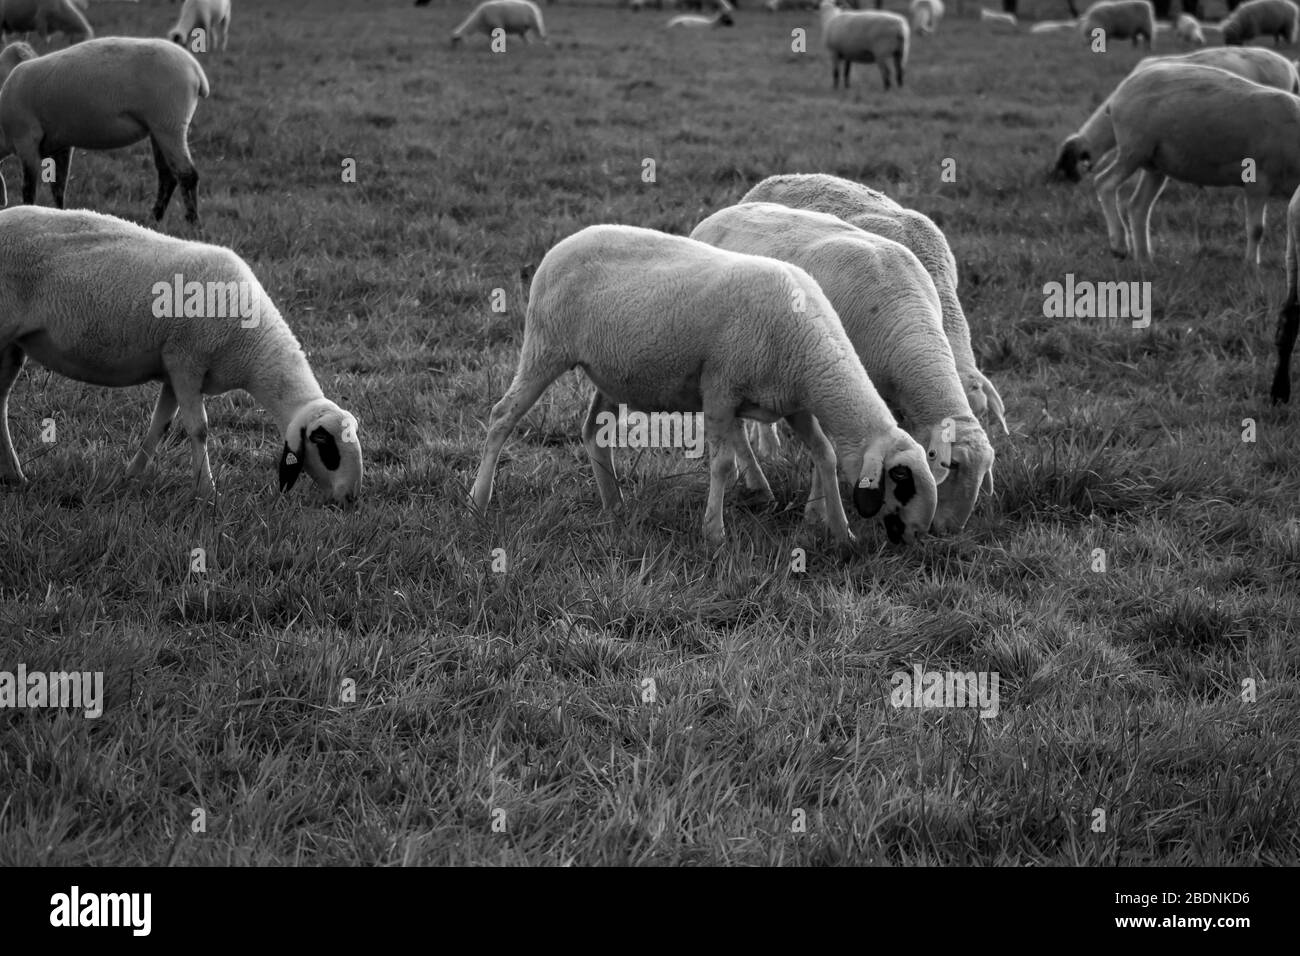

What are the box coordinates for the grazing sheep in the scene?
[1078,0,1155,49]
[167,0,230,52]
[0,0,91,45]
[1272,184,1300,402]
[910,0,942,34]
[667,7,733,25]
[0,207,363,503]
[691,202,996,534]
[1053,46,1300,182]
[1222,0,1299,46]
[1092,60,1300,265]
[819,0,909,91]
[1175,12,1205,44]
[0,38,208,224]
[741,173,1010,436]
[765,0,820,8]
[469,225,938,546]
[1030,17,1079,32]
[446,0,546,46]
[978,7,1017,27]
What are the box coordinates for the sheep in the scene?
[446,0,546,47]
[1053,46,1300,182]
[1175,12,1205,44]
[691,202,996,535]
[668,2,733,26]
[1078,0,1155,49]
[741,173,1009,436]
[910,0,942,34]
[819,0,909,91]
[0,0,90,44]
[0,207,363,503]
[1030,17,1079,32]
[1091,60,1300,265]
[978,7,1018,27]
[469,224,938,546]
[1272,184,1300,402]
[1222,0,1299,45]
[167,0,230,52]
[0,38,208,224]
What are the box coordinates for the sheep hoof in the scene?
[0,471,28,486]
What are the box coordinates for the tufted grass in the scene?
[0,0,1297,865]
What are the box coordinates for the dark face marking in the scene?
[309,426,342,471]
[888,464,915,506]
[883,513,905,545]
[279,427,307,493]
[854,459,886,517]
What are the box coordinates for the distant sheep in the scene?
[1030,18,1078,32]
[0,207,364,503]
[1222,0,1299,46]
[819,0,909,91]
[445,0,546,46]
[0,0,92,44]
[469,224,938,545]
[979,7,1017,27]
[741,173,1010,435]
[910,0,942,34]
[0,38,209,224]
[167,0,230,52]
[1078,0,1155,49]
[1175,12,1205,44]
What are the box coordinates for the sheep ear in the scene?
[981,467,994,496]
[279,427,306,493]
[982,379,1009,436]
[309,425,341,471]
[853,452,886,518]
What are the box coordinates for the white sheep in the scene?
[1030,17,1078,32]
[1223,0,1299,46]
[1175,12,1205,44]
[691,202,996,535]
[1053,45,1300,182]
[167,0,230,52]
[0,38,209,224]
[1092,59,1300,265]
[910,0,942,34]
[0,0,91,45]
[0,207,363,503]
[978,7,1017,27]
[469,224,938,546]
[1078,0,1155,49]
[819,0,909,91]
[667,7,733,26]
[447,0,546,47]
[1273,185,1300,402]
[741,173,1009,436]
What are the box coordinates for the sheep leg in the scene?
[149,131,200,226]
[844,60,852,89]
[0,344,27,484]
[17,148,39,206]
[1244,191,1267,266]
[879,61,890,91]
[1094,155,1139,258]
[170,379,215,498]
[126,382,179,479]
[702,411,738,545]
[1274,284,1299,404]
[220,15,230,51]
[581,390,622,509]
[894,50,904,88]
[1126,170,1167,266]
[784,411,852,543]
[469,357,569,513]
[731,420,775,507]
[47,147,72,209]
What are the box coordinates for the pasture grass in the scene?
[0,0,1297,865]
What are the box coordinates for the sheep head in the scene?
[925,417,995,535]
[1052,135,1090,183]
[278,399,363,505]
[848,427,937,544]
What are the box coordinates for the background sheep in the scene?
[1175,12,1205,44]
[910,0,942,34]
[1273,184,1300,402]
[1078,0,1156,49]
[979,7,1018,26]
[447,0,546,46]
[0,207,363,503]
[1030,17,1079,32]
[0,0,91,44]
[667,4,733,26]
[691,202,996,535]
[0,37,208,224]
[819,0,909,91]
[1053,46,1300,183]
[1092,59,1300,265]
[470,224,938,546]
[741,173,1010,436]
[1222,0,1299,45]
[167,0,230,52]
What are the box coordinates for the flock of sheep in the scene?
[0,0,1298,553]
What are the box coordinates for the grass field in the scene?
[1,0,1298,865]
